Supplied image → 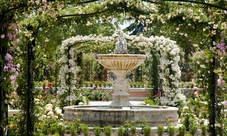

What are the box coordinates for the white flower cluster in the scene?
[59,31,183,106]
[38,103,63,120]
[58,34,115,104]
[125,34,183,105]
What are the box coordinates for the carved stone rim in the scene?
[97,54,146,59]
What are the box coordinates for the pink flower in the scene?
[38,8,42,12]
[13,39,20,43]
[1,34,5,38]
[42,0,47,4]
[11,67,16,72]
[9,46,16,52]
[16,64,20,69]
[7,62,13,69]
[221,101,227,106]
[14,71,18,76]
[3,23,7,28]
[217,78,225,86]
[10,75,16,84]
[3,66,8,72]
[9,23,17,30]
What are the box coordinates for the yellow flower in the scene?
[9,93,14,99]
[9,124,14,129]
[38,95,42,99]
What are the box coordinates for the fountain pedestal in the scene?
[110,73,131,107]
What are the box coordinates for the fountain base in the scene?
[63,105,178,127]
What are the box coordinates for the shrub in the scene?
[130,126,137,136]
[201,125,207,136]
[52,133,60,136]
[56,123,65,135]
[117,126,125,136]
[81,124,89,136]
[142,126,152,136]
[168,126,175,136]
[89,90,110,101]
[104,126,112,136]
[189,125,198,136]
[124,121,134,136]
[157,125,164,136]
[178,125,186,136]
[70,125,77,136]
[94,126,102,136]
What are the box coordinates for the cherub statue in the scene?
[114,32,128,54]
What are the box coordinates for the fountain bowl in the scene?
[63,105,178,127]
[97,54,146,70]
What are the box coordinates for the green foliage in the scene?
[168,126,175,136]
[103,126,112,136]
[81,124,89,136]
[157,125,165,136]
[88,89,110,101]
[52,133,60,136]
[150,49,160,97]
[178,125,186,136]
[56,123,66,136]
[70,125,77,136]
[94,126,102,136]
[117,126,125,136]
[201,125,207,136]
[189,125,198,136]
[184,134,192,136]
[142,126,152,136]
[130,126,137,136]
[144,97,156,106]
[123,121,135,136]
[50,123,58,135]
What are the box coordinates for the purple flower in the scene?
[3,66,8,72]
[7,61,13,69]
[216,41,225,51]
[5,53,13,61]
[7,33,13,40]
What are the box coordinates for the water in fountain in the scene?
[63,32,178,127]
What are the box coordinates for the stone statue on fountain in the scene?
[114,32,128,54]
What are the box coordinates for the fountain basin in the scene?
[97,54,146,70]
[63,105,178,127]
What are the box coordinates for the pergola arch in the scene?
[59,31,185,106]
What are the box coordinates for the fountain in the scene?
[63,32,179,127]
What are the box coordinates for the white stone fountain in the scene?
[97,32,146,107]
[63,32,179,127]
